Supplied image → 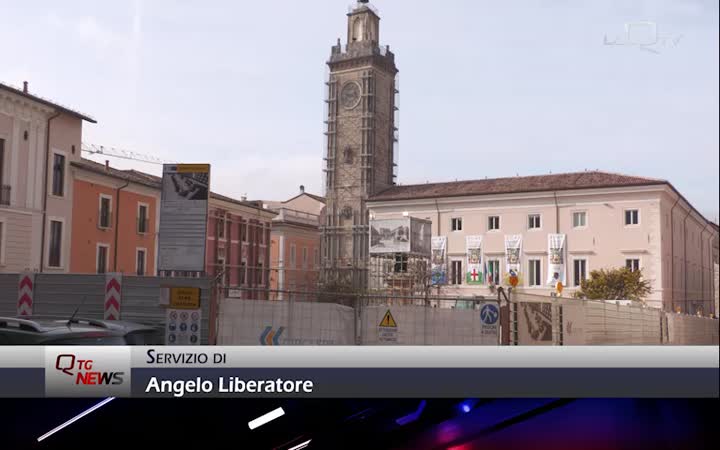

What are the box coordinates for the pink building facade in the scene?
[368,171,719,314]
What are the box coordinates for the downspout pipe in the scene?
[699,223,710,313]
[434,198,441,235]
[39,112,62,273]
[682,206,692,312]
[669,197,680,311]
[113,181,130,271]
[434,198,441,296]
[553,192,559,233]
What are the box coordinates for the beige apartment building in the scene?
[367,171,719,314]
[265,187,325,299]
[0,82,95,273]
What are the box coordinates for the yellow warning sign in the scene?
[170,287,201,309]
[379,310,397,328]
[177,164,210,173]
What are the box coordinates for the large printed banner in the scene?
[431,236,447,285]
[504,234,522,286]
[465,235,483,284]
[547,234,567,286]
[370,218,410,254]
[369,218,432,256]
[158,164,210,272]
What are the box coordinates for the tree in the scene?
[574,267,652,302]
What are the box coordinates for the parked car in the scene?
[0,316,163,345]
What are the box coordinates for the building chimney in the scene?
[300,185,305,194]
[23,81,28,93]
[105,160,110,171]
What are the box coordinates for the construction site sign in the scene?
[378,309,398,343]
[158,163,210,272]
[169,287,201,309]
[166,308,202,345]
[379,310,398,327]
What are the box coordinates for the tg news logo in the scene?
[55,354,125,385]
[46,348,131,396]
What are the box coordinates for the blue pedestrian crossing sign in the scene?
[480,304,499,325]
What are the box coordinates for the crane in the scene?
[81,142,174,165]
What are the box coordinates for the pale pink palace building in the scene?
[367,171,719,314]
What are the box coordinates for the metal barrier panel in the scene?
[667,314,720,345]
[359,302,500,345]
[0,273,212,344]
[0,274,21,316]
[217,289,500,346]
[218,298,355,345]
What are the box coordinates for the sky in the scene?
[1,0,718,219]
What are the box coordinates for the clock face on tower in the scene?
[340,81,361,109]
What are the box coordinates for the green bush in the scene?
[574,267,652,302]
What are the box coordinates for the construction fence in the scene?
[218,288,501,346]
[0,273,213,344]
[509,292,719,346]
[219,287,718,346]
[2,274,715,346]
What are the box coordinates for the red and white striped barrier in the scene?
[104,273,122,320]
[17,273,35,316]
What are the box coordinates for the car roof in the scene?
[0,316,156,335]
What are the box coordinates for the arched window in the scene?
[353,18,364,42]
[343,147,354,164]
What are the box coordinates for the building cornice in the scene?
[0,91,55,126]
[72,167,161,198]
[368,184,671,209]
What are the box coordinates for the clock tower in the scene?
[321,1,399,289]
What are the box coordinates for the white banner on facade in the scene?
[504,235,522,285]
[465,236,483,285]
[370,218,411,254]
[158,164,210,272]
[431,236,447,285]
[547,233,567,286]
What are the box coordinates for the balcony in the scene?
[274,208,320,227]
[1,185,10,206]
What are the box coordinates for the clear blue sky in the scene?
[1,0,717,219]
